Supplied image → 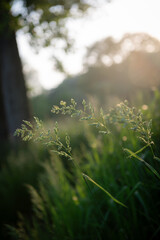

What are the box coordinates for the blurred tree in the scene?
[84,33,160,68]
[38,33,160,115]
[0,0,91,141]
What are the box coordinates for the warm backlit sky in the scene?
[17,0,160,90]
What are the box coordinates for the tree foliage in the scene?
[0,0,91,49]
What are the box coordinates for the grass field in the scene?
[1,90,160,240]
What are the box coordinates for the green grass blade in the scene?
[135,191,149,219]
[82,173,127,208]
[126,182,142,201]
[154,156,160,163]
[144,161,160,180]
[124,148,144,162]
[127,144,150,158]
[124,148,160,180]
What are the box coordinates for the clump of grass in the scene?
[12,97,160,240]
[15,100,129,207]
[0,144,47,240]
[15,98,158,180]
[15,98,160,203]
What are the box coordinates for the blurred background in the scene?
[1,0,160,239]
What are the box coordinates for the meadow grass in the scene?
[5,90,160,239]
[0,144,49,240]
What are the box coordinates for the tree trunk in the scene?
[0,32,30,141]
[0,77,8,141]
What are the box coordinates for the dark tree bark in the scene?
[0,32,30,141]
[0,78,8,141]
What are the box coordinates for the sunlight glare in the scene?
[17,0,160,90]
